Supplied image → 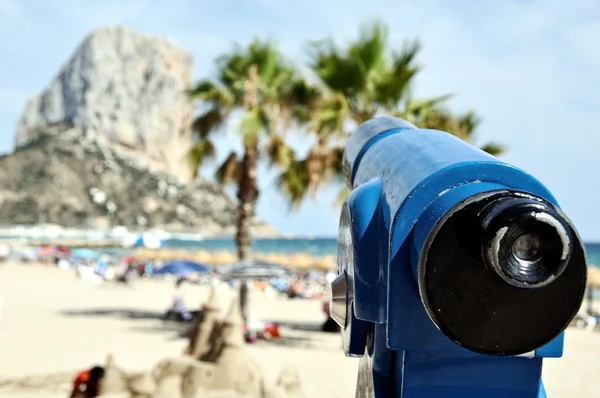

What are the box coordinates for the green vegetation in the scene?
[187,20,505,262]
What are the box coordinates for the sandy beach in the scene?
[0,263,598,398]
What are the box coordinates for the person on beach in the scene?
[170,277,192,321]
[69,366,105,398]
[288,277,306,298]
[173,277,185,303]
[321,299,340,332]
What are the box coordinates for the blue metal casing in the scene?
[337,117,573,398]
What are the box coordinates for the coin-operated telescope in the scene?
[331,117,587,398]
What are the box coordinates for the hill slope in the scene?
[0,129,270,236]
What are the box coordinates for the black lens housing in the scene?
[480,197,572,288]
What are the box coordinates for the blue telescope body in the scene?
[331,117,587,398]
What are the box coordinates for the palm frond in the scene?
[275,159,310,210]
[480,142,505,157]
[419,110,454,132]
[239,107,270,144]
[307,21,423,126]
[187,138,216,178]
[187,80,235,105]
[399,94,453,125]
[308,38,367,97]
[192,107,226,139]
[215,151,241,185]
[289,79,323,108]
[265,135,295,168]
[372,39,420,110]
[348,21,388,77]
[312,94,349,138]
[455,111,481,138]
[328,146,346,183]
[286,79,324,123]
[216,38,294,97]
[335,187,350,207]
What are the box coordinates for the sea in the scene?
[167,237,600,300]
[162,237,600,267]
[164,237,337,256]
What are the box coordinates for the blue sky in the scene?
[0,0,599,239]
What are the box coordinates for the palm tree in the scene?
[187,39,317,319]
[277,21,504,207]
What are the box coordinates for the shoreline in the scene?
[0,225,337,244]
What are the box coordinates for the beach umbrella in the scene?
[124,233,162,249]
[123,256,137,264]
[588,265,600,288]
[150,250,168,260]
[132,233,162,249]
[133,248,151,259]
[139,249,160,260]
[192,250,212,263]
[252,253,269,261]
[309,256,336,271]
[72,248,99,260]
[154,260,212,276]
[287,253,315,270]
[152,249,190,261]
[216,259,295,280]
[55,245,71,254]
[208,251,237,266]
[217,259,296,323]
[103,249,121,257]
[172,249,192,260]
[263,253,291,267]
[585,265,600,315]
[38,246,57,257]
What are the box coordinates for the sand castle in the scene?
[96,285,304,398]
[185,282,223,360]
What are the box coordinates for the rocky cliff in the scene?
[16,26,195,182]
[1,27,274,236]
[0,129,273,235]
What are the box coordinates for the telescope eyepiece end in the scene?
[419,190,586,356]
[481,197,572,289]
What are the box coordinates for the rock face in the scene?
[0,132,273,235]
[16,26,195,182]
[3,26,276,236]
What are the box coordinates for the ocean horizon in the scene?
[163,237,600,267]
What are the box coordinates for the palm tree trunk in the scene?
[235,143,259,323]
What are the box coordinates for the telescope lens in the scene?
[512,233,540,261]
[481,197,572,288]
